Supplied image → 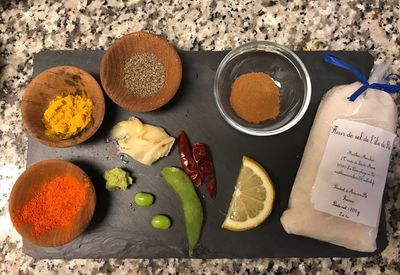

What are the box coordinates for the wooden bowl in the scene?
[21,66,105,148]
[100,32,182,112]
[8,159,96,247]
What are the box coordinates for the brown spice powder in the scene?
[229,72,280,123]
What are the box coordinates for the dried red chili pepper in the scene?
[192,143,216,199]
[178,130,202,187]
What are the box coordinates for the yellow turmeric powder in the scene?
[43,94,93,139]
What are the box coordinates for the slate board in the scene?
[24,50,388,259]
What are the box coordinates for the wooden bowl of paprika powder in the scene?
[21,66,105,148]
[9,159,96,247]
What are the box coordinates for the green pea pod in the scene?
[161,167,203,256]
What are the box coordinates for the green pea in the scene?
[161,167,203,256]
[134,192,154,207]
[151,214,171,230]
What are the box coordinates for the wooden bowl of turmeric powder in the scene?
[21,66,105,147]
[9,159,96,247]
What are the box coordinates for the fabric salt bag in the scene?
[280,55,400,252]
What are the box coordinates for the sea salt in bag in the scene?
[280,55,400,252]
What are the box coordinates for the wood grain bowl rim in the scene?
[8,159,97,247]
[100,31,182,112]
[21,65,105,148]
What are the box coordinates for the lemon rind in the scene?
[222,156,275,231]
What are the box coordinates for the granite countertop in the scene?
[1,0,399,274]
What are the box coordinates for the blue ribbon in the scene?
[324,54,400,101]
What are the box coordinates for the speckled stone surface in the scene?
[0,0,399,274]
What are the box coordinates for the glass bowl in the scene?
[214,41,311,136]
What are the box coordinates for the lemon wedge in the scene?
[222,156,275,231]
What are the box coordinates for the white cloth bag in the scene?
[280,80,397,252]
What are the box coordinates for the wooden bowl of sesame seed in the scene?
[100,32,182,112]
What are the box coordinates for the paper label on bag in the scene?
[311,119,395,227]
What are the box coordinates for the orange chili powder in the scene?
[11,175,87,238]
